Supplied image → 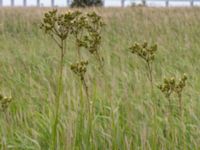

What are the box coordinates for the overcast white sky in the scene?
[2,0,200,7]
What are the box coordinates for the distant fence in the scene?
[0,0,199,7]
[0,0,71,7]
[121,0,200,7]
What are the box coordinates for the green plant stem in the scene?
[81,76,90,115]
[178,93,183,118]
[52,39,65,150]
[167,96,172,113]
[111,108,116,150]
[178,93,186,150]
[95,51,104,70]
[146,61,153,91]
[81,76,92,147]
[77,46,81,60]
[76,39,81,61]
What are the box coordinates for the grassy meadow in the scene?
[0,7,200,149]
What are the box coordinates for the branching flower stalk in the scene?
[157,77,176,140]
[157,74,187,117]
[174,74,187,118]
[174,74,187,149]
[72,11,87,60]
[157,77,176,111]
[129,42,157,90]
[71,11,105,69]
[158,74,187,148]
[70,11,105,114]
[70,60,92,146]
[71,60,89,112]
[129,42,158,144]
[41,9,105,148]
[85,12,105,70]
[70,12,105,146]
[40,9,79,150]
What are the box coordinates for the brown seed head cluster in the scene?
[85,12,105,54]
[0,94,12,112]
[157,74,187,98]
[129,42,157,62]
[40,10,105,67]
[40,9,80,40]
[70,60,89,79]
[174,74,187,95]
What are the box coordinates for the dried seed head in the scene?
[158,74,187,98]
[157,77,176,98]
[0,94,12,112]
[129,42,157,63]
[84,12,105,67]
[175,74,187,94]
[40,9,82,41]
[71,60,89,79]
[41,10,105,70]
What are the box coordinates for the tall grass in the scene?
[0,7,200,149]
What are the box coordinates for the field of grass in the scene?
[0,7,200,149]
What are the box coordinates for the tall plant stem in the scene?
[146,61,153,91]
[52,39,65,150]
[95,51,104,71]
[178,93,186,149]
[178,93,183,118]
[76,39,81,61]
[81,76,92,146]
[167,96,172,113]
[81,76,90,115]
